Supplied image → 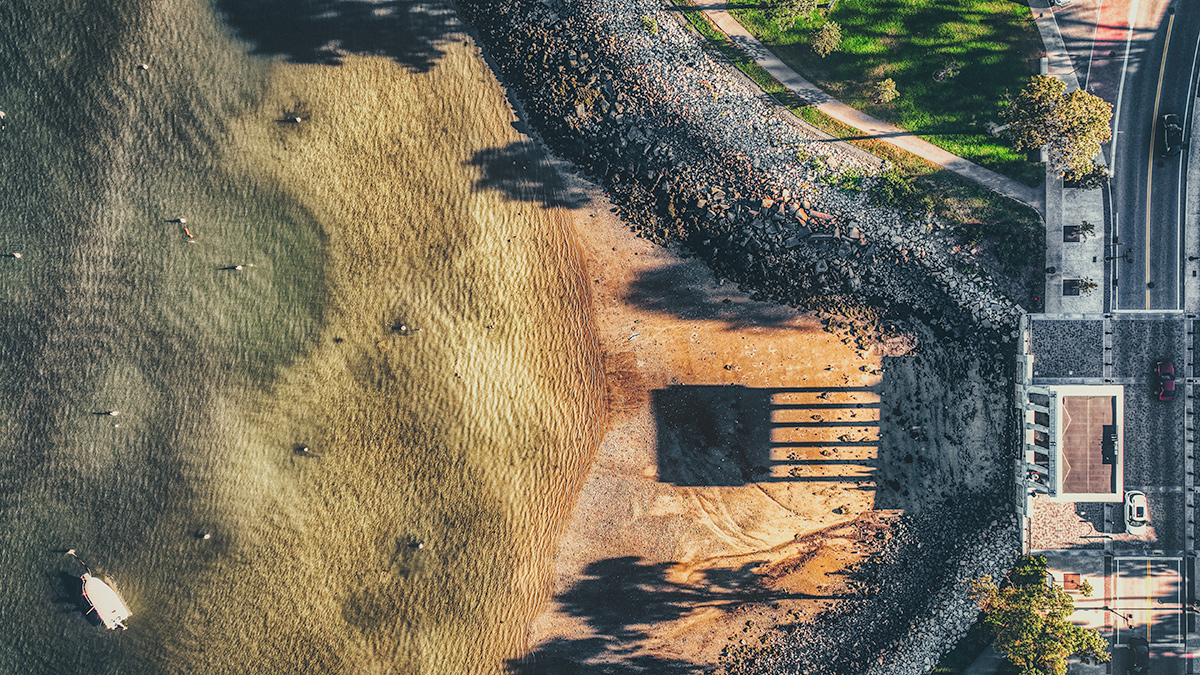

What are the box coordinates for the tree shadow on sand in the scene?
[215,0,461,71]
[509,556,844,674]
[466,140,591,210]
[623,261,816,330]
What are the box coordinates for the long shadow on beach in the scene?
[509,556,842,674]
[215,0,460,71]
[467,140,591,210]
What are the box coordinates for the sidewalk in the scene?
[692,2,1044,214]
[1031,0,1106,314]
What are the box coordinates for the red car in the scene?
[1156,361,1175,401]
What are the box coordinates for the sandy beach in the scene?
[515,175,879,672]
[508,164,1016,672]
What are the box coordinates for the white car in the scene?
[1125,491,1148,536]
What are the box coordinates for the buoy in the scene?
[138,63,150,71]
[177,217,187,224]
[107,410,120,417]
[202,532,211,541]
[10,252,21,259]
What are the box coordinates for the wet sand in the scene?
[0,7,603,670]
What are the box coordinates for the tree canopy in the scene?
[970,556,1109,675]
[1002,75,1113,181]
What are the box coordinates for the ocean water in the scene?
[0,1,603,672]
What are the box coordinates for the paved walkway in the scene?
[1029,0,1111,313]
[692,3,1045,214]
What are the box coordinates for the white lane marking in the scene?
[1147,12,1176,308]
[1112,0,1143,170]
[1086,0,1104,90]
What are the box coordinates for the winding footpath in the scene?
[693,2,1046,214]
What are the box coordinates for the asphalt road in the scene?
[1112,6,1200,310]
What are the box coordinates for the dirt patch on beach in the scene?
[513,176,1014,673]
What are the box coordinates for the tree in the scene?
[1064,161,1109,190]
[811,21,842,58]
[1002,75,1113,181]
[970,556,1110,675]
[771,0,818,29]
[875,78,899,104]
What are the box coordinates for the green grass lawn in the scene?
[727,0,1045,186]
[666,0,1045,307]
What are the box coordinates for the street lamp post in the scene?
[1106,248,1134,263]
[1099,605,1128,624]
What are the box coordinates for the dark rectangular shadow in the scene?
[653,385,773,486]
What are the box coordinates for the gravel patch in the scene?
[1030,319,1103,378]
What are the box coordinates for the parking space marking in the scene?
[1113,556,1185,647]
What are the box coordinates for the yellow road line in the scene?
[1147,12,1176,307]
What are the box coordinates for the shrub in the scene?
[811,21,842,58]
[641,15,659,35]
[933,60,962,82]
[875,78,899,104]
[869,169,931,214]
[771,0,818,29]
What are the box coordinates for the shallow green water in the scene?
[0,2,602,672]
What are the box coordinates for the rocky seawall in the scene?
[457,0,1026,343]
[741,509,1019,675]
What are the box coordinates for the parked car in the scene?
[1127,635,1149,674]
[1156,361,1175,401]
[1161,114,1184,157]
[1125,491,1148,536]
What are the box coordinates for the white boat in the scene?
[80,572,130,630]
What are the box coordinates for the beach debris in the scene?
[167,216,187,225]
[137,63,150,71]
[107,410,120,417]
[628,332,639,340]
[221,263,255,271]
[8,252,21,259]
